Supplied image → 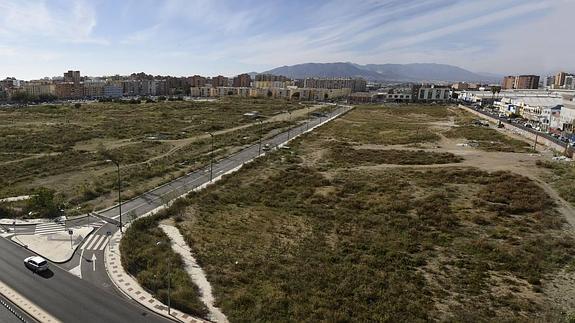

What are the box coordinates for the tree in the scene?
[27,188,63,218]
[324,93,329,100]
[74,103,82,109]
[267,90,273,98]
[491,86,501,101]
[10,91,33,103]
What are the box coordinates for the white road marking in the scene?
[97,237,110,250]
[91,253,97,271]
[94,236,109,250]
[85,235,103,250]
[80,234,96,250]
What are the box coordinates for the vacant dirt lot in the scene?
[0,98,317,214]
[128,104,575,322]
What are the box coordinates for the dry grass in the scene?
[0,98,308,212]
[123,104,575,321]
[325,141,463,166]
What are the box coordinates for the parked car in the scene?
[524,123,533,128]
[262,143,271,151]
[24,256,49,272]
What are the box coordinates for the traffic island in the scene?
[11,226,93,263]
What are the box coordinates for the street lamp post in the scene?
[258,119,263,155]
[167,261,171,315]
[306,106,311,131]
[208,132,214,182]
[156,241,171,315]
[106,159,122,233]
[287,110,292,141]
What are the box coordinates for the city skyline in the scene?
[0,0,574,80]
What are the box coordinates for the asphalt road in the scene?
[98,105,353,222]
[66,104,353,290]
[0,238,168,322]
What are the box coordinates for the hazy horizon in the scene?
[1,0,574,80]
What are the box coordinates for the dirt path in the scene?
[159,223,228,323]
[133,104,326,166]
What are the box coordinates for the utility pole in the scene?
[306,106,310,131]
[107,159,122,233]
[208,132,214,181]
[287,110,292,141]
[168,260,171,315]
[533,132,538,151]
[258,120,263,155]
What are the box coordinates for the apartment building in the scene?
[232,74,252,87]
[255,74,290,82]
[555,72,570,87]
[64,70,81,84]
[23,81,56,97]
[417,87,451,102]
[211,75,229,87]
[303,77,367,93]
[502,75,540,90]
[191,75,207,87]
[55,82,83,99]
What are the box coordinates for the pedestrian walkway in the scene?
[80,233,110,251]
[159,224,228,323]
[104,228,206,323]
[34,223,66,235]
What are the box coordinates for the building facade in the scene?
[232,74,252,87]
[417,87,451,102]
[303,78,367,93]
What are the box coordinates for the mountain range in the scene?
[262,62,499,83]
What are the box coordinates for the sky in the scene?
[0,0,574,80]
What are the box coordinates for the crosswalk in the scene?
[34,223,66,235]
[80,234,110,251]
[89,220,107,229]
[33,220,107,236]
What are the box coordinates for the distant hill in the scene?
[264,62,385,81]
[262,62,498,83]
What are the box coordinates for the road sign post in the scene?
[68,229,73,249]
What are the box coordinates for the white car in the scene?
[24,256,49,272]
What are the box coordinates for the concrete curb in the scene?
[10,226,95,264]
[104,225,206,323]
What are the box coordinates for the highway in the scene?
[0,104,352,322]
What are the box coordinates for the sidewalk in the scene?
[11,226,93,263]
[0,218,50,226]
[104,227,206,323]
[159,224,228,323]
[0,214,90,227]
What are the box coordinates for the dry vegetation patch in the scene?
[122,105,575,321]
[325,141,463,166]
[0,98,307,213]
